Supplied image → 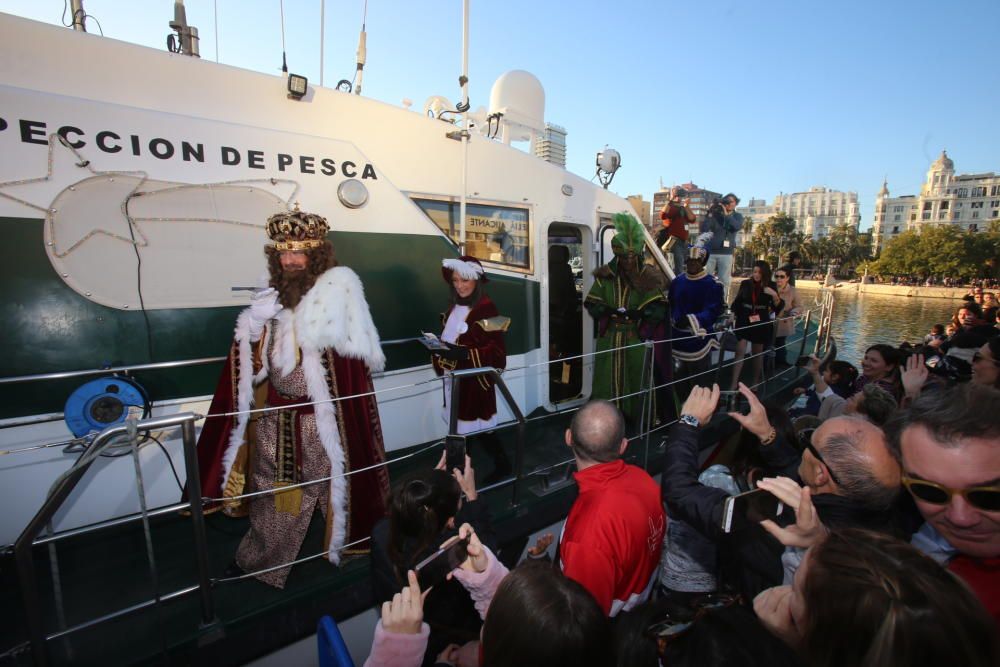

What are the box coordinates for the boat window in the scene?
[412,197,531,271]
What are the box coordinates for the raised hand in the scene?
[728,382,773,441]
[249,287,283,322]
[455,523,488,574]
[756,478,828,549]
[452,455,477,502]
[527,532,555,557]
[679,383,721,425]
[381,570,428,635]
[901,353,928,400]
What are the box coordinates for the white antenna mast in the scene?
[458,0,470,253]
[354,0,368,95]
[319,0,325,86]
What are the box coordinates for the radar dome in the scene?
[489,70,545,141]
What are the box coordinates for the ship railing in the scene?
[13,411,211,667]
[0,309,823,462]
[1,309,817,458]
[6,297,837,665]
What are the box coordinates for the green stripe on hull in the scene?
[0,218,540,419]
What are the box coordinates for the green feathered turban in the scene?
[611,212,646,256]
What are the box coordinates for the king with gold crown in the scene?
[195,205,389,588]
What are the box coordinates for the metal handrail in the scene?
[0,356,227,386]
[0,336,423,386]
[446,367,527,505]
[14,412,213,667]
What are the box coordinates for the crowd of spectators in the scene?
[363,291,999,666]
[870,276,1000,289]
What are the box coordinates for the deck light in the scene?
[595,148,621,189]
[287,74,308,100]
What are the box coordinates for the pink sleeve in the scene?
[451,545,509,620]
[362,620,429,667]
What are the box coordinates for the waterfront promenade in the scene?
[793,279,972,300]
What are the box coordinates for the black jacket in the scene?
[661,422,788,599]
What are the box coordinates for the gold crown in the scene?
[266,204,330,251]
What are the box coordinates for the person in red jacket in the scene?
[888,383,1000,625]
[656,186,695,274]
[431,256,512,483]
[559,400,666,616]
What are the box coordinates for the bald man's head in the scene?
[567,400,626,464]
[815,416,901,510]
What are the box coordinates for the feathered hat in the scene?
[689,232,714,262]
[611,212,645,255]
[266,203,330,252]
[441,256,489,283]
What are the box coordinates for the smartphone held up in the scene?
[721,487,787,534]
[414,535,469,590]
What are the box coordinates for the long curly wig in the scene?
[265,240,337,309]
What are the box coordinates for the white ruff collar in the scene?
[272,266,385,373]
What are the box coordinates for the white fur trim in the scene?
[297,267,386,373]
[271,309,299,378]
[220,310,258,490]
[221,268,370,562]
[442,258,483,281]
[300,348,348,565]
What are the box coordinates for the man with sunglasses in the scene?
[888,383,1000,622]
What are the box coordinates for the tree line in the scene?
[738,213,1000,281]
[739,212,873,277]
[867,219,1000,282]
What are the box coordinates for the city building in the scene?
[871,151,1000,254]
[533,123,567,168]
[736,198,774,246]
[651,181,722,238]
[737,187,860,242]
[626,194,652,227]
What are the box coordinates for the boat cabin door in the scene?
[545,224,590,405]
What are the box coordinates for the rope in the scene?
[212,536,371,584]
[1,316,814,456]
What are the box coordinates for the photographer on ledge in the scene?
[700,193,744,301]
[656,186,696,274]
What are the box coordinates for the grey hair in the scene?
[854,384,898,427]
[819,418,899,510]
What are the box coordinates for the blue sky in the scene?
[6,0,999,230]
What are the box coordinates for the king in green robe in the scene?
[584,213,668,422]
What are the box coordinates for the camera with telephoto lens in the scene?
[707,199,725,218]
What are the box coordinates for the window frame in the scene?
[409,193,534,274]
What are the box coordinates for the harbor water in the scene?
[796,286,962,366]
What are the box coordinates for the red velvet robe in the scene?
[195,341,390,558]
[430,295,507,423]
[194,266,390,567]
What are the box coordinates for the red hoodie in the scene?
[560,459,666,616]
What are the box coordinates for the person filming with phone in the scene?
[369,453,496,666]
[661,383,903,599]
[365,523,615,667]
